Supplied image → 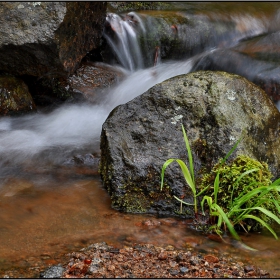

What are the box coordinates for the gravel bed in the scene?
[51,242,271,278]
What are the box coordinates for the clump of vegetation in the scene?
[160,124,280,244]
[199,154,280,231]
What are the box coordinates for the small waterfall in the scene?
[103,13,145,71]
[1,4,280,180]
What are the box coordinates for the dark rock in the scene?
[100,70,280,216]
[40,264,64,278]
[169,269,179,276]
[67,62,126,103]
[0,2,107,77]
[192,35,280,102]
[0,75,36,115]
[23,62,126,106]
[244,265,255,273]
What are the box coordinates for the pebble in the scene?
[204,254,219,263]
[40,265,64,278]
[179,267,189,274]
[169,269,179,276]
[158,251,168,260]
[3,242,273,278]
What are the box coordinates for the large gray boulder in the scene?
[0,2,106,77]
[99,71,280,217]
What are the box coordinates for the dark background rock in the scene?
[192,32,280,102]
[22,62,126,106]
[100,70,280,217]
[67,62,126,103]
[0,75,36,116]
[0,2,107,77]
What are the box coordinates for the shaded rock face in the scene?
[24,62,126,106]
[100,71,280,217]
[0,2,107,77]
[0,76,36,116]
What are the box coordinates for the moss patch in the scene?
[198,155,280,231]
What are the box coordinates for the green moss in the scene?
[112,191,149,213]
[110,180,173,213]
[107,2,174,13]
[198,155,280,231]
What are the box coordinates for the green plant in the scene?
[160,124,207,218]
[160,124,280,243]
[200,155,280,232]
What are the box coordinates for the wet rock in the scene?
[67,62,126,102]
[169,269,179,276]
[158,251,168,260]
[107,2,175,13]
[102,9,237,69]
[24,62,126,106]
[244,265,255,273]
[100,70,280,216]
[40,264,64,278]
[179,267,189,274]
[0,2,107,77]
[0,75,36,116]
[204,255,219,264]
[192,36,280,102]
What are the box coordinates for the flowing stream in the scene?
[1,2,280,277]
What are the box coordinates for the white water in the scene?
[0,9,279,179]
[103,13,145,71]
[0,57,198,177]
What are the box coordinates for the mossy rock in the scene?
[0,75,36,116]
[100,70,280,217]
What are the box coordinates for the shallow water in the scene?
[1,2,280,277]
[0,172,280,277]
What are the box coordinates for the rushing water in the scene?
[1,2,280,277]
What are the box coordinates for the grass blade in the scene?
[214,203,241,241]
[230,168,259,207]
[213,172,220,204]
[173,195,194,206]
[201,195,212,215]
[245,206,280,224]
[175,159,196,194]
[161,159,176,191]
[270,177,280,186]
[243,214,278,239]
[181,124,195,183]
[220,136,242,165]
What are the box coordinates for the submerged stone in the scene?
[99,70,280,216]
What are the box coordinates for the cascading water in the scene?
[1,7,280,181]
[103,13,145,71]
[1,4,280,277]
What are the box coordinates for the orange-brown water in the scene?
[0,170,280,277]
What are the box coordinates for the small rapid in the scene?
[1,6,280,181]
